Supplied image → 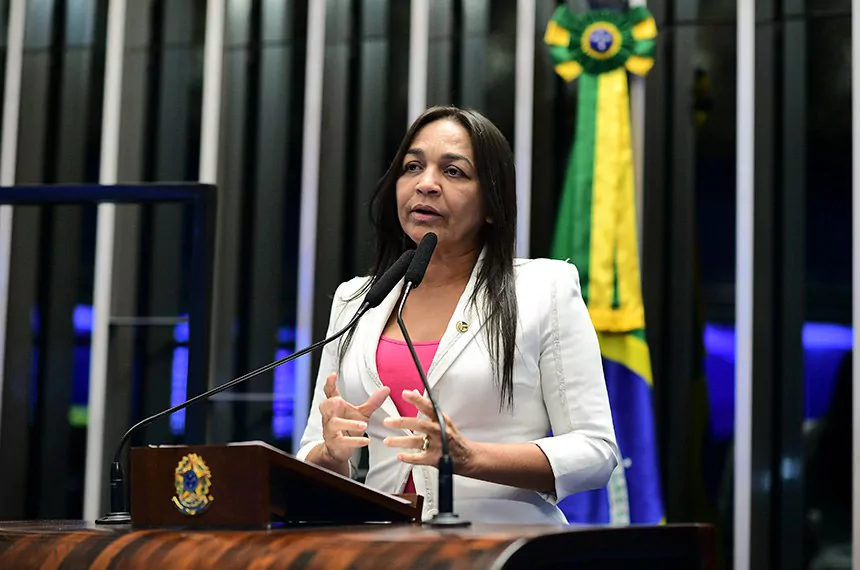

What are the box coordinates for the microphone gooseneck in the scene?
[396,232,470,527]
[96,249,415,525]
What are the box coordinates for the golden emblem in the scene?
[455,321,469,333]
[172,453,213,516]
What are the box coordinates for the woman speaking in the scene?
[297,106,618,524]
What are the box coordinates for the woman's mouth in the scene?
[410,205,442,222]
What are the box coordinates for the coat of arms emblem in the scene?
[172,453,213,516]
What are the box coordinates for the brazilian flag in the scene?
[545,5,664,524]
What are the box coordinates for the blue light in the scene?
[272,348,295,440]
[73,305,93,335]
[803,322,853,349]
[170,346,189,434]
[174,317,189,343]
[277,326,296,345]
[704,321,853,441]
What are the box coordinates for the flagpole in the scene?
[628,0,646,257]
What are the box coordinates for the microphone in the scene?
[396,232,470,527]
[95,248,416,525]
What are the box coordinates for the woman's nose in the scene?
[416,168,442,195]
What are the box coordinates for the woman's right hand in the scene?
[319,373,390,464]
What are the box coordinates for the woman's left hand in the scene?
[382,389,478,475]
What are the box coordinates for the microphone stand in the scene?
[96,303,370,525]
[396,283,471,527]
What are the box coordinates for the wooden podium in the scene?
[130,441,421,527]
[0,441,719,569]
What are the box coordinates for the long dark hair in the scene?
[340,106,518,409]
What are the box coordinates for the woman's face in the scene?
[396,119,486,254]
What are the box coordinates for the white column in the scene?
[852,1,860,568]
[199,0,225,185]
[628,0,647,250]
[514,0,534,258]
[293,0,327,452]
[198,0,225,402]
[408,0,429,125]
[83,0,127,522]
[734,0,755,568]
[0,0,25,457]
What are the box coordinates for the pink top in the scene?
[375,335,440,494]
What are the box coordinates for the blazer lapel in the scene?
[425,248,489,392]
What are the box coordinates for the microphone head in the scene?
[404,232,437,288]
[365,249,415,308]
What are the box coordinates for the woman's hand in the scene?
[382,389,478,476]
[319,373,390,464]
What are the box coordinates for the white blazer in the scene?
[297,253,620,524]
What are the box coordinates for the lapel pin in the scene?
[455,321,469,333]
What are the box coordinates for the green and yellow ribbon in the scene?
[546,6,657,333]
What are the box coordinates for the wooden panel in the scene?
[131,445,270,527]
[0,520,716,570]
[129,442,419,527]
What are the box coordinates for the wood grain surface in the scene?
[130,443,420,527]
[0,520,717,569]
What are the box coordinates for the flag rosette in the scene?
[544,6,657,81]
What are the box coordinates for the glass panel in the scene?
[803,11,853,569]
[133,0,206,446]
[807,0,850,15]
[426,0,454,106]
[531,0,572,259]
[210,0,308,448]
[694,22,738,549]
[651,6,737,550]
[7,0,105,519]
[482,0,515,142]
[675,0,737,23]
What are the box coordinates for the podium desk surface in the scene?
[0,519,716,570]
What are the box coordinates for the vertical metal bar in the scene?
[207,0,250,443]
[408,0,428,124]
[199,0,224,185]
[779,14,806,570]
[514,0,533,258]
[751,14,775,567]
[0,0,26,459]
[664,19,697,522]
[83,0,125,522]
[185,185,216,445]
[247,0,283,438]
[353,0,390,274]
[735,0,756,568]
[142,0,191,444]
[852,1,860,567]
[293,0,326,452]
[197,0,224,430]
[628,0,646,251]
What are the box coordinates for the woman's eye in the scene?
[404,162,422,172]
[445,166,462,177]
